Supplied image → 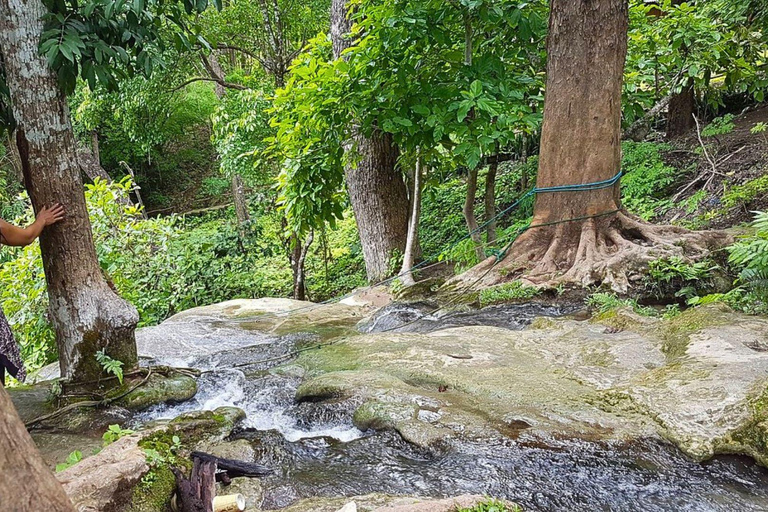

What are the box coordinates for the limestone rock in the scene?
[57,432,150,512]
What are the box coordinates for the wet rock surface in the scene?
[18,298,768,511]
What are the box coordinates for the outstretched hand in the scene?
[37,204,65,226]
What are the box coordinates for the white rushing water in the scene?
[137,367,364,443]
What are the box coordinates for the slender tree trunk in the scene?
[484,159,498,245]
[462,168,485,262]
[290,232,313,300]
[0,0,139,383]
[457,0,728,292]
[202,52,252,228]
[666,81,695,139]
[400,157,423,287]
[331,0,410,283]
[0,385,76,511]
[231,174,250,228]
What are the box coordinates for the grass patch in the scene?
[456,499,523,512]
[479,281,539,307]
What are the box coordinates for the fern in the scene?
[740,268,768,294]
[95,349,124,384]
[728,211,768,271]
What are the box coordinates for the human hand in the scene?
[37,204,65,226]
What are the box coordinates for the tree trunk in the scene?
[484,159,498,245]
[0,384,76,512]
[331,0,410,283]
[201,52,252,229]
[289,232,313,301]
[400,157,423,287]
[666,82,696,139]
[462,167,485,262]
[0,0,139,383]
[231,174,250,228]
[6,131,23,185]
[457,0,728,292]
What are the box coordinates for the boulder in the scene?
[58,432,150,512]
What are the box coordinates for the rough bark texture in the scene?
[0,0,139,382]
[457,0,729,292]
[666,82,696,139]
[231,173,250,227]
[0,385,76,512]
[331,0,410,282]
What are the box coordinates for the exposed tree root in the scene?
[454,211,732,294]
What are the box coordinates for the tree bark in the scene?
[484,159,498,245]
[462,167,485,262]
[457,0,729,292]
[666,82,696,139]
[331,0,410,283]
[400,157,423,287]
[0,384,76,512]
[231,173,250,228]
[289,232,313,300]
[0,0,139,383]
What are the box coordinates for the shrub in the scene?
[620,141,679,220]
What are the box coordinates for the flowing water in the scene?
[135,303,768,511]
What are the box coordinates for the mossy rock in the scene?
[394,277,446,301]
[168,406,246,442]
[352,401,418,431]
[116,372,198,411]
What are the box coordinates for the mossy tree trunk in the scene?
[0,0,139,383]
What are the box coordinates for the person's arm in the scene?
[0,204,65,247]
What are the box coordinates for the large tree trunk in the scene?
[0,0,139,383]
[457,0,728,292]
[331,0,410,283]
[0,385,76,511]
[666,82,696,139]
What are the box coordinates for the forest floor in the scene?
[660,104,768,229]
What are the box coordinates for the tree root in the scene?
[454,211,732,294]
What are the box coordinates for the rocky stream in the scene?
[12,295,768,511]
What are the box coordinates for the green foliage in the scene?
[39,0,220,94]
[625,0,767,120]
[702,114,736,137]
[479,281,539,307]
[139,432,182,488]
[646,256,719,299]
[689,212,768,314]
[586,292,657,317]
[456,499,522,512]
[729,210,768,276]
[102,424,135,446]
[620,142,679,220]
[56,450,83,473]
[95,349,124,384]
[721,175,768,209]
[751,122,767,135]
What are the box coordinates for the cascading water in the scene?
[133,302,768,511]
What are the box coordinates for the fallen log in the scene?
[173,451,272,512]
